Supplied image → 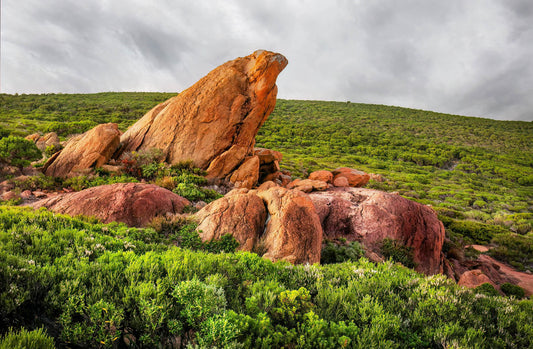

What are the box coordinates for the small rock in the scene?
[308,170,333,183]
[20,190,33,199]
[332,167,370,187]
[1,191,19,201]
[333,176,350,187]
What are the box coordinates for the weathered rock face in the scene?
[196,193,267,251]
[30,183,190,227]
[26,132,60,152]
[458,270,496,290]
[257,187,323,264]
[309,170,333,184]
[308,187,445,275]
[43,123,121,178]
[287,179,328,193]
[119,50,288,184]
[229,156,260,189]
[195,185,323,265]
[451,254,533,296]
[332,167,370,187]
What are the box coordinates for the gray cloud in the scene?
[1,0,532,121]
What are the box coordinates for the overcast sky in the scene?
[2,0,532,121]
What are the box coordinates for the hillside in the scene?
[0,92,532,347]
[1,93,532,268]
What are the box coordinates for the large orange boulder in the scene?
[43,123,120,178]
[30,183,190,227]
[257,187,323,264]
[195,192,267,251]
[309,187,445,275]
[332,167,370,187]
[119,50,288,184]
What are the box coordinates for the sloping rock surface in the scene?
[308,187,445,275]
[119,50,288,182]
[43,123,120,178]
[30,183,190,227]
[196,192,267,251]
[256,187,323,264]
[195,185,323,264]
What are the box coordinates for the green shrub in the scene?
[380,238,417,268]
[44,144,62,157]
[0,327,54,349]
[444,219,508,244]
[500,283,526,299]
[489,234,533,272]
[0,136,42,169]
[172,278,227,328]
[172,182,221,202]
[474,283,500,297]
[321,240,365,264]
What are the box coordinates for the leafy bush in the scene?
[0,136,42,168]
[381,238,417,268]
[321,240,365,264]
[474,283,500,297]
[1,206,532,348]
[0,327,54,349]
[445,219,509,244]
[500,283,526,299]
[489,234,533,272]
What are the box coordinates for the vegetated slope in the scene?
[1,93,531,270]
[0,207,531,348]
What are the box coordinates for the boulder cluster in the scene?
[16,49,517,285]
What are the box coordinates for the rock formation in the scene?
[43,123,121,178]
[308,187,445,275]
[195,185,323,264]
[118,50,288,186]
[256,186,323,264]
[30,183,190,227]
[196,192,267,251]
[332,167,370,187]
[25,132,60,152]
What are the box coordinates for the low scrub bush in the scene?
[1,207,533,348]
[380,238,417,268]
[321,240,365,264]
[0,327,54,349]
[0,136,42,169]
[500,282,526,299]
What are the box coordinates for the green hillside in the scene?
[0,93,532,347]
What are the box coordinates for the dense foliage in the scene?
[1,93,532,346]
[1,207,532,348]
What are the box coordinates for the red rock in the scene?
[43,123,121,178]
[32,191,48,198]
[195,193,267,251]
[279,174,292,187]
[309,170,334,183]
[20,190,32,199]
[119,50,288,181]
[333,176,349,187]
[332,167,370,187]
[254,147,283,164]
[257,186,323,264]
[229,156,260,189]
[287,179,328,193]
[308,187,445,275]
[26,132,61,152]
[458,270,496,289]
[1,190,19,201]
[30,183,190,227]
